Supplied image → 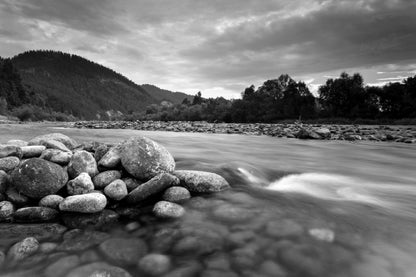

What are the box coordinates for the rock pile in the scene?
[73,121,416,143]
[0,133,230,225]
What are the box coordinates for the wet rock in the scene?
[308,228,335,242]
[104,179,128,200]
[0,145,22,159]
[40,149,72,165]
[67,172,94,195]
[6,187,30,206]
[20,146,46,158]
[0,169,7,193]
[67,150,98,179]
[39,139,71,152]
[6,139,28,147]
[119,136,175,179]
[0,223,67,244]
[98,238,148,266]
[66,262,132,277]
[98,145,122,168]
[28,133,77,150]
[0,200,15,221]
[79,250,101,263]
[58,229,110,252]
[59,193,107,213]
[13,207,58,222]
[61,209,119,229]
[44,255,80,277]
[11,158,68,198]
[265,219,303,238]
[212,204,255,223]
[39,195,64,209]
[139,253,171,275]
[93,170,122,189]
[162,186,191,203]
[296,128,321,139]
[174,170,230,193]
[7,237,39,263]
[122,177,142,191]
[38,242,58,253]
[153,201,185,219]
[94,144,109,162]
[0,156,20,172]
[126,173,179,204]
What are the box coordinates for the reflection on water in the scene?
[0,125,416,276]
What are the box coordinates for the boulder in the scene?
[21,145,46,158]
[67,172,94,195]
[94,144,109,162]
[173,170,230,193]
[153,201,185,219]
[11,158,68,198]
[98,238,148,266]
[0,145,22,158]
[98,145,121,168]
[0,156,20,172]
[39,139,71,152]
[138,253,171,276]
[67,150,98,179]
[7,237,39,263]
[59,193,107,213]
[93,170,121,189]
[28,133,77,150]
[162,186,191,203]
[13,207,58,222]
[119,136,175,180]
[65,262,132,277]
[125,173,179,204]
[104,179,128,201]
[0,200,15,222]
[40,149,72,165]
[38,195,64,209]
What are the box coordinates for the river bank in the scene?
[73,121,416,143]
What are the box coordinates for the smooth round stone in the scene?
[39,195,64,209]
[280,245,324,276]
[99,238,148,266]
[122,177,142,192]
[93,170,122,189]
[67,172,94,195]
[80,250,101,263]
[153,201,185,219]
[38,242,58,253]
[138,253,171,275]
[6,187,30,206]
[11,158,68,198]
[162,186,191,203]
[259,260,286,276]
[21,145,46,158]
[40,149,72,165]
[0,200,15,221]
[119,136,175,179]
[308,228,335,242]
[126,173,179,204]
[0,145,22,159]
[66,262,132,277]
[39,139,71,152]
[7,237,39,263]
[28,133,77,150]
[94,144,109,162]
[265,219,304,238]
[6,139,28,147]
[13,207,58,222]
[104,179,128,201]
[212,204,255,223]
[67,150,98,179]
[59,193,107,213]
[173,170,230,193]
[44,254,80,277]
[0,156,20,172]
[61,209,119,229]
[98,146,121,168]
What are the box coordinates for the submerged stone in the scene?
[7,237,39,263]
[98,238,148,266]
[174,170,230,193]
[138,253,171,275]
[66,262,132,277]
[153,201,185,219]
[13,207,58,222]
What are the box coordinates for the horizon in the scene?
[1,0,415,99]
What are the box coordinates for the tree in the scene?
[192,91,203,105]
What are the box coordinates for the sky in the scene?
[0,0,415,99]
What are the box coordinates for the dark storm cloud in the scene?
[0,0,415,97]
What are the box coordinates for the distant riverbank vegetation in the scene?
[1,55,415,124]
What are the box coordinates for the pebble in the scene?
[0,200,15,221]
[67,172,95,195]
[58,229,110,252]
[98,145,122,168]
[138,253,171,275]
[104,179,128,200]
[265,219,304,238]
[0,145,22,159]
[7,237,39,263]
[38,242,58,253]
[13,206,58,222]
[40,149,72,165]
[174,170,230,193]
[67,150,98,179]
[93,170,122,189]
[43,255,80,277]
[39,139,71,152]
[122,177,142,191]
[38,194,64,209]
[162,186,191,203]
[20,145,46,158]
[59,193,107,213]
[153,201,185,218]
[308,228,335,242]
[0,156,20,171]
[6,187,30,206]
[98,238,148,266]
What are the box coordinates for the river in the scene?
[1,123,416,277]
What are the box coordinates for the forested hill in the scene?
[9,50,190,119]
[141,84,193,104]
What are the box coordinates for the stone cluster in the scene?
[74,121,416,143]
[0,133,230,224]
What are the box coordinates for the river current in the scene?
[1,124,416,277]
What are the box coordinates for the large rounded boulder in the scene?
[119,137,175,180]
[67,150,98,179]
[28,133,77,150]
[11,158,68,198]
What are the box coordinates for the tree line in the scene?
[129,73,416,123]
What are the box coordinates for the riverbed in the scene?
[0,123,416,277]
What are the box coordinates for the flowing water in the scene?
[1,124,416,277]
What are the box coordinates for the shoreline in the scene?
[73,121,416,143]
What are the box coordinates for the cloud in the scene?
[0,0,415,98]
